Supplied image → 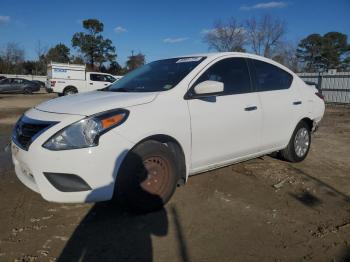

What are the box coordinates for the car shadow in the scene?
[58,150,169,262]
[57,202,168,262]
[288,165,350,203]
[289,191,322,207]
[268,154,350,203]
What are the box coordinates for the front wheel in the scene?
[280,121,311,163]
[115,140,178,213]
[63,87,78,96]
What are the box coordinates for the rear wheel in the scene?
[63,87,78,96]
[280,121,311,162]
[115,140,178,213]
[23,88,32,94]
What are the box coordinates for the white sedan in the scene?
[11,52,325,212]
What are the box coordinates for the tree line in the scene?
[1,16,349,76]
[0,19,145,76]
[203,14,350,72]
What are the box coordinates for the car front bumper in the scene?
[11,109,135,203]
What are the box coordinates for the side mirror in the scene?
[193,80,224,96]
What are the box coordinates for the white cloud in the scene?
[0,16,10,24]
[201,27,246,36]
[114,26,127,33]
[240,1,287,10]
[163,37,188,43]
[201,29,216,35]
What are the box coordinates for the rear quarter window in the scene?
[252,59,293,91]
[90,74,107,82]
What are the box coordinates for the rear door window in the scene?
[13,79,24,84]
[251,59,293,91]
[90,74,108,82]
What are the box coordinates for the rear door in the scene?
[12,78,26,92]
[187,57,262,172]
[248,59,301,150]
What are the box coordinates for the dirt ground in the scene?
[0,93,349,262]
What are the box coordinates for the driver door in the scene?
[12,78,25,92]
[187,57,262,172]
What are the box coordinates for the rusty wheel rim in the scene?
[139,156,171,196]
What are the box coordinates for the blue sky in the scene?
[0,0,349,65]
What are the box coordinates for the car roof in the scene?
[169,52,295,75]
[89,72,112,76]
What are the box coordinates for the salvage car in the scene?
[11,52,325,212]
[0,78,40,94]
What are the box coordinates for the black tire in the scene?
[63,86,78,96]
[115,140,178,213]
[280,121,311,163]
[23,88,32,94]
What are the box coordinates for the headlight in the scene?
[43,109,129,150]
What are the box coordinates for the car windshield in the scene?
[105,57,206,92]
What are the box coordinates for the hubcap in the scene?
[139,156,170,196]
[294,127,309,157]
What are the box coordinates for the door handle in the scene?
[293,101,302,105]
[90,83,93,85]
[244,106,257,111]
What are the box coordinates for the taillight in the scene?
[50,81,56,87]
[315,92,324,100]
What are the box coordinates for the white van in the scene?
[46,63,121,96]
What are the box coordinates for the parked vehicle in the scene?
[46,63,119,96]
[0,76,6,81]
[11,52,325,212]
[0,78,40,94]
[32,80,46,89]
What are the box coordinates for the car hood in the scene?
[35,91,158,116]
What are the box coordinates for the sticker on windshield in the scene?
[176,57,203,63]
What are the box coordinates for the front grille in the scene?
[13,115,58,150]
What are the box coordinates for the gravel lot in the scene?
[0,93,349,262]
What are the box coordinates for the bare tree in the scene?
[203,18,246,52]
[34,40,48,75]
[0,42,25,74]
[272,41,300,71]
[126,51,145,71]
[35,40,47,60]
[245,15,286,58]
